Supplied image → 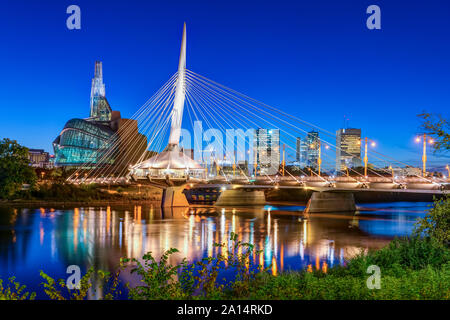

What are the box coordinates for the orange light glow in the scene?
[271,257,277,276]
[322,261,328,273]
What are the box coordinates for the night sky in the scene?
[0,0,449,167]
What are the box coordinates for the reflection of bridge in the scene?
[68,23,448,211]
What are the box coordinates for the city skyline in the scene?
[0,0,449,169]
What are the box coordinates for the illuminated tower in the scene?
[336,128,361,172]
[90,61,111,121]
[255,129,280,175]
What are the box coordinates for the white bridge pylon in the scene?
[130,23,204,180]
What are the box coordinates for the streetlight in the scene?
[415,133,434,177]
[388,165,394,181]
[343,165,349,178]
[317,141,322,177]
[363,137,376,178]
[253,148,258,177]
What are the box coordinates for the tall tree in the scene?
[0,138,37,199]
[418,113,450,153]
[414,113,450,245]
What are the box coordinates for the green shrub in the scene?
[414,196,450,245]
[121,233,264,300]
[333,237,449,279]
[0,277,35,300]
[40,267,121,300]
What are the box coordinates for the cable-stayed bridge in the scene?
[68,23,448,211]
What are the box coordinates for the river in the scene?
[0,201,430,298]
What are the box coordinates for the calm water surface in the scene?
[0,202,430,298]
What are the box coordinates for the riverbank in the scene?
[0,182,163,207]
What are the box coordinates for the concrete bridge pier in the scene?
[161,185,189,207]
[305,191,356,213]
[215,189,266,207]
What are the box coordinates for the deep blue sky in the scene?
[0,0,449,167]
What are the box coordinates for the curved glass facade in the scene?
[53,118,116,166]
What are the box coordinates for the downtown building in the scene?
[296,131,320,169]
[254,129,280,175]
[28,149,54,168]
[53,61,148,170]
[336,128,362,173]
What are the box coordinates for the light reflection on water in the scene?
[0,202,429,297]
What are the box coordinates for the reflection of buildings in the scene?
[336,128,361,172]
[255,129,280,175]
[53,205,390,275]
[53,61,148,169]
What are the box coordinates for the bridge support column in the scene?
[161,186,189,207]
[215,189,266,207]
[305,192,356,213]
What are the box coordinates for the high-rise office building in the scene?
[296,131,319,168]
[336,128,361,172]
[255,129,280,175]
[305,131,320,169]
[296,137,308,166]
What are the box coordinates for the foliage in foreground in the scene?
[0,277,36,300]
[39,267,122,300]
[122,233,265,300]
[414,196,450,246]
